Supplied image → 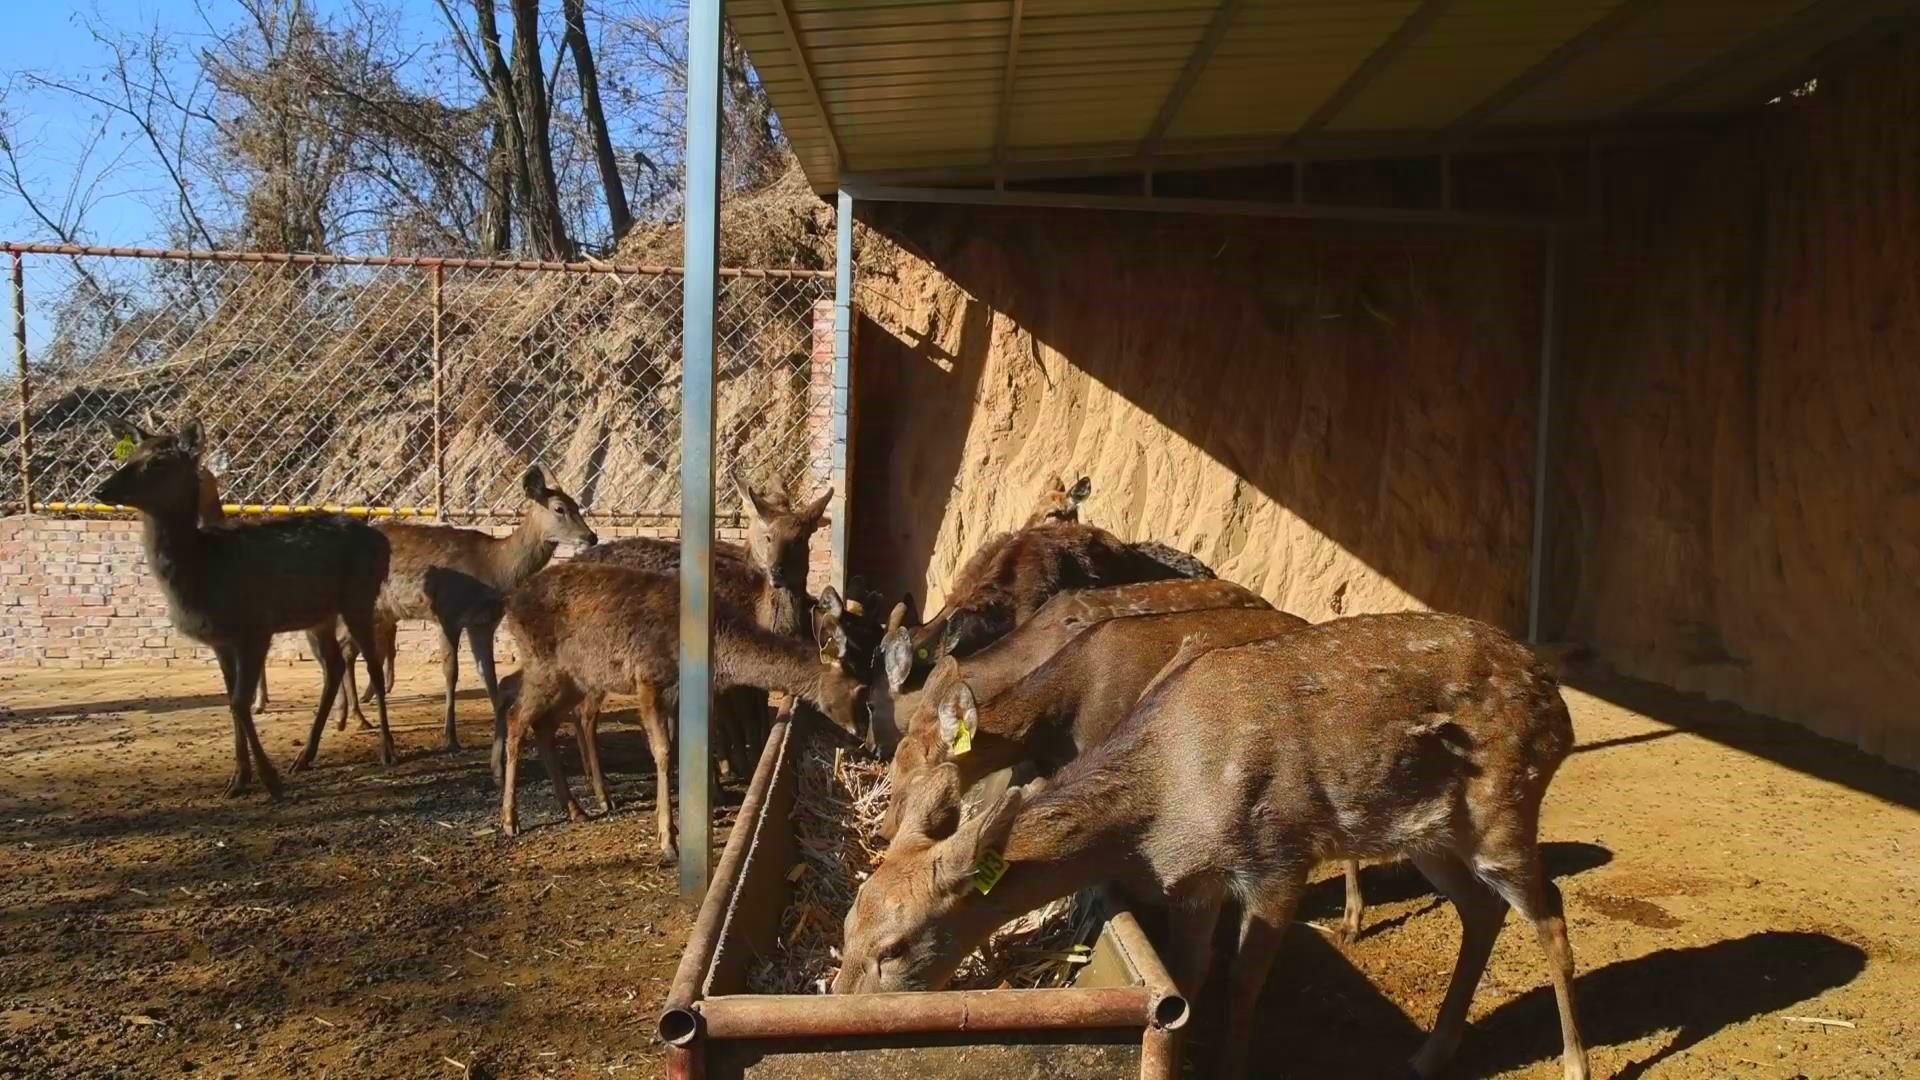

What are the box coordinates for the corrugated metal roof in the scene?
[730,0,1914,191]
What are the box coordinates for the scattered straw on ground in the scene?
[748,735,1094,994]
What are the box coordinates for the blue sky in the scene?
[0,0,451,247]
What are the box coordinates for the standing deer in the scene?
[94,419,393,796]
[322,465,596,779]
[572,472,831,777]
[883,521,1197,693]
[835,612,1588,1080]
[497,561,866,861]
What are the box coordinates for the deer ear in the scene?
[733,470,778,520]
[1068,476,1092,503]
[884,600,909,635]
[106,416,147,443]
[801,488,832,528]
[938,783,1024,895]
[936,680,978,755]
[177,422,205,459]
[882,627,915,693]
[521,465,548,501]
[817,585,845,619]
[1046,476,1066,495]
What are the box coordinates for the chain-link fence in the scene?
[2,243,834,524]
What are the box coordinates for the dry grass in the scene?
[747,734,1094,994]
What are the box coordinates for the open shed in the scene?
[666,0,1920,896]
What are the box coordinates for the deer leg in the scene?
[336,634,357,730]
[289,625,347,772]
[1167,892,1226,1000]
[1478,848,1589,1080]
[500,695,530,837]
[343,609,396,766]
[634,683,676,865]
[255,660,270,712]
[230,637,283,801]
[575,694,613,815]
[1406,851,1509,1079]
[531,708,587,826]
[466,617,504,766]
[1217,871,1307,1080]
[1337,859,1365,946]
[437,618,463,752]
[216,647,252,797]
[382,619,398,694]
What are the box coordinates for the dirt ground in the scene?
[1,660,1916,1079]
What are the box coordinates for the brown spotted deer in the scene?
[835,612,1588,1080]
[94,419,393,796]
[883,522,1201,692]
[498,561,866,861]
[874,576,1271,753]
[571,472,831,777]
[319,465,596,779]
[880,601,1371,945]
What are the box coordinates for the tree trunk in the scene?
[508,0,570,259]
[561,0,630,243]
[471,0,535,243]
[482,116,513,253]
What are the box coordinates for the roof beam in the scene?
[991,0,1026,179]
[1136,0,1244,162]
[1293,0,1454,140]
[765,0,842,170]
[1449,0,1660,132]
[1624,0,1866,116]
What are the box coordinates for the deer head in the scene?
[880,660,978,840]
[96,418,207,515]
[521,464,598,548]
[734,470,830,590]
[1026,475,1092,526]
[833,771,1026,995]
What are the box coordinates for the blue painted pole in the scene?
[830,190,854,590]
[678,0,722,901]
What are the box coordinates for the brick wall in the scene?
[1,301,844,671]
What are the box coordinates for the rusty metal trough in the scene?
[658,716,1188,1079]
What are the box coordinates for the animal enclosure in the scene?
[2,243,833,523]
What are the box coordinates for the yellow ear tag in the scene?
[916,647,929,659]
[112,437,135,461]
[973,849,1008,894]
[949,723,972,756]
[819,647,837,667]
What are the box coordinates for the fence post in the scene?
[431,264,446,521]
[10,251,29,513]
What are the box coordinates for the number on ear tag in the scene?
[973,849,1008,894]
[112,437,135,462]
[950,723,972,756]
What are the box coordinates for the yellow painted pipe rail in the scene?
[33,502,440,517]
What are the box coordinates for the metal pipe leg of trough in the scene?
[1140,1023,1180,1080]
[678,0,724,902]
[665,1043,704,1080]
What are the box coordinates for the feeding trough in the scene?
[658,715,1189,1079]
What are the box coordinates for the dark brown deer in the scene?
[873,576,1272,753]
[882,522,1198,692]
[835,612,1588,1080]
[498,561,866,861]
[321,465,596,779]
[571,472,831,777]
[94,419,393,796]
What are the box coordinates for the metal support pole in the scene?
[1527,228,1562,644]
[678,0,723,901]
[829,190,854,592]
[430,264,446,521]
[11,252,28,512]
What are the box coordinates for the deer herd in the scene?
[93,429,1589,1079]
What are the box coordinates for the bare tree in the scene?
[562,0,631,241]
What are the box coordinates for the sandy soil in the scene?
[1,660,1915,1078]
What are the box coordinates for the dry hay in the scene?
[747,734,1096,995]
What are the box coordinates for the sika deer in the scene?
[874,576,1272,751]
[93,420,392,796]
[571,472,831,777]
[323,466,596,779]
[498,561,866,861]
[835,612,1588,1080]
[885,522,1195,692]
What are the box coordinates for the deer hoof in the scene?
[286,754,314,774]
[653,845,678,868]
[445,735,462,753]
[223,773,252,798]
